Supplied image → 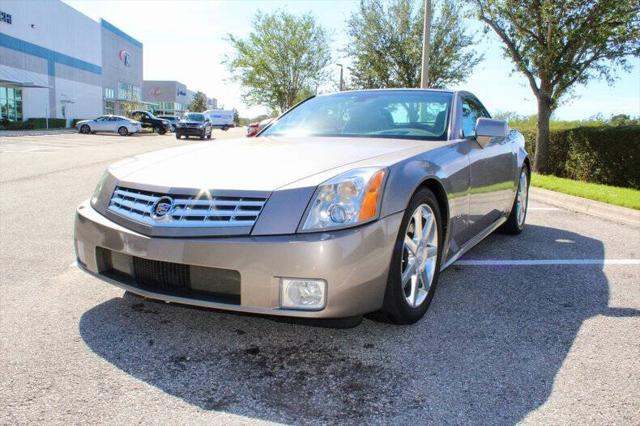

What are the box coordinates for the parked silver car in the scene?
[76,115,142,136]
[75,89,529,325]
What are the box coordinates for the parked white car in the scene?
[204,109,235,130]
[76,115,142,136]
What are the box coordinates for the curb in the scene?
[0,129,77,137]
[530,187,640,228]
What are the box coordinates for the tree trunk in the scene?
[534,96,553,174]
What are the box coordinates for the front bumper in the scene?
[176,127,206,136]
[74,201,403,318]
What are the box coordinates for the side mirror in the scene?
[205,118,211,122]
[475,118,508,148]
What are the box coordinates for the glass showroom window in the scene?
[118,83,141,101]
[0,87,23,121]
[104,88,115,99]
[105,100,115,115]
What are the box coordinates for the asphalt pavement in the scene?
[1,130,638,424]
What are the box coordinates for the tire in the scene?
[118,126,128,136]
[221,125,228,131]
[157,127,166,135]
[380,187,444,324]
[80,125,90,134]
[200,131,205,140]
[206,128,212,139]
[499,166,530,235]
[171,124,176,132]
[175,133,181,139]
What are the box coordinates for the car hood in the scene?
[110,136,443,191]
[179,121,204,125]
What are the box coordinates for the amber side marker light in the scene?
[359,169,386,221]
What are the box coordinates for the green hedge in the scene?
[515,125,640,189]
[0,118,68,130]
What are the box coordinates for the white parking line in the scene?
[455,259,640,266]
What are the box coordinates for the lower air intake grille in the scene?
[133,257,190,292]
[96,248,241,305]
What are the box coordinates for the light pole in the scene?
[336,63,344,91]
[420,0,432,88]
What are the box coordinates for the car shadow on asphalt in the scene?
[78,224,639,424]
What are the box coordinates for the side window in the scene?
[461,99,478,138]
[461,97,490,138]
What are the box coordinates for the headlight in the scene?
[90,171,109,207]
[300,167,387,232]
[198,124,205,128]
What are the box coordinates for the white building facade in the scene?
[0,0,142,123]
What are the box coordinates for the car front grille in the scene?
[108,186,267,228]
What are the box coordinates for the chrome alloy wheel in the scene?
[401,204,438,308]
[516,170,528,227]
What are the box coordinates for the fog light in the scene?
[280,278,326,310]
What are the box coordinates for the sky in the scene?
[64,0,640,120]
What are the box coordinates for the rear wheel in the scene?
[80,125,90,134]
[499,167,529,235]
[380,188,443,324]
[175,133,181,139]
[118,126,128,136]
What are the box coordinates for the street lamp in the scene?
[336,63,344,91]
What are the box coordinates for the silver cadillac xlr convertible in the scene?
[75,89,529,324]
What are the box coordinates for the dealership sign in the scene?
[177,89,187,97]
[0,10,12,24]
[119,49,131,67]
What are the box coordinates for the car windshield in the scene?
[183,113,205,122]
[261,90,452,140]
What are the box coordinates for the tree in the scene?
[225,11,331,113]
[475,0,640,173]
[188,91,208,112]
[346,0,482,89]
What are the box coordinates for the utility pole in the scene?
[336,63,344,91]
[420,0,432,88]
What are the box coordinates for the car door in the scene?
[462,95,516,236]
[92,116,108,131]
[109,116,123,132]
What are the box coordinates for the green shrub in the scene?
[25,118,67,129]
[512,124,640,189]
[0,119,36,130]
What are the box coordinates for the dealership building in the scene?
[0,0,145,123]
[143,80,217,116]
[0,0,214,125]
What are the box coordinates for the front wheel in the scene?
[157,127,167,135]
[499,167,529,235]
[380,187,443,324]
[118,126,128,136]
[80,125,90,134]
[175,133,181,139]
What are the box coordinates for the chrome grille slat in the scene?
[108,186,267,229]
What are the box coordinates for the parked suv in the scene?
[130,110,171,134]
[175,112,213,140]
